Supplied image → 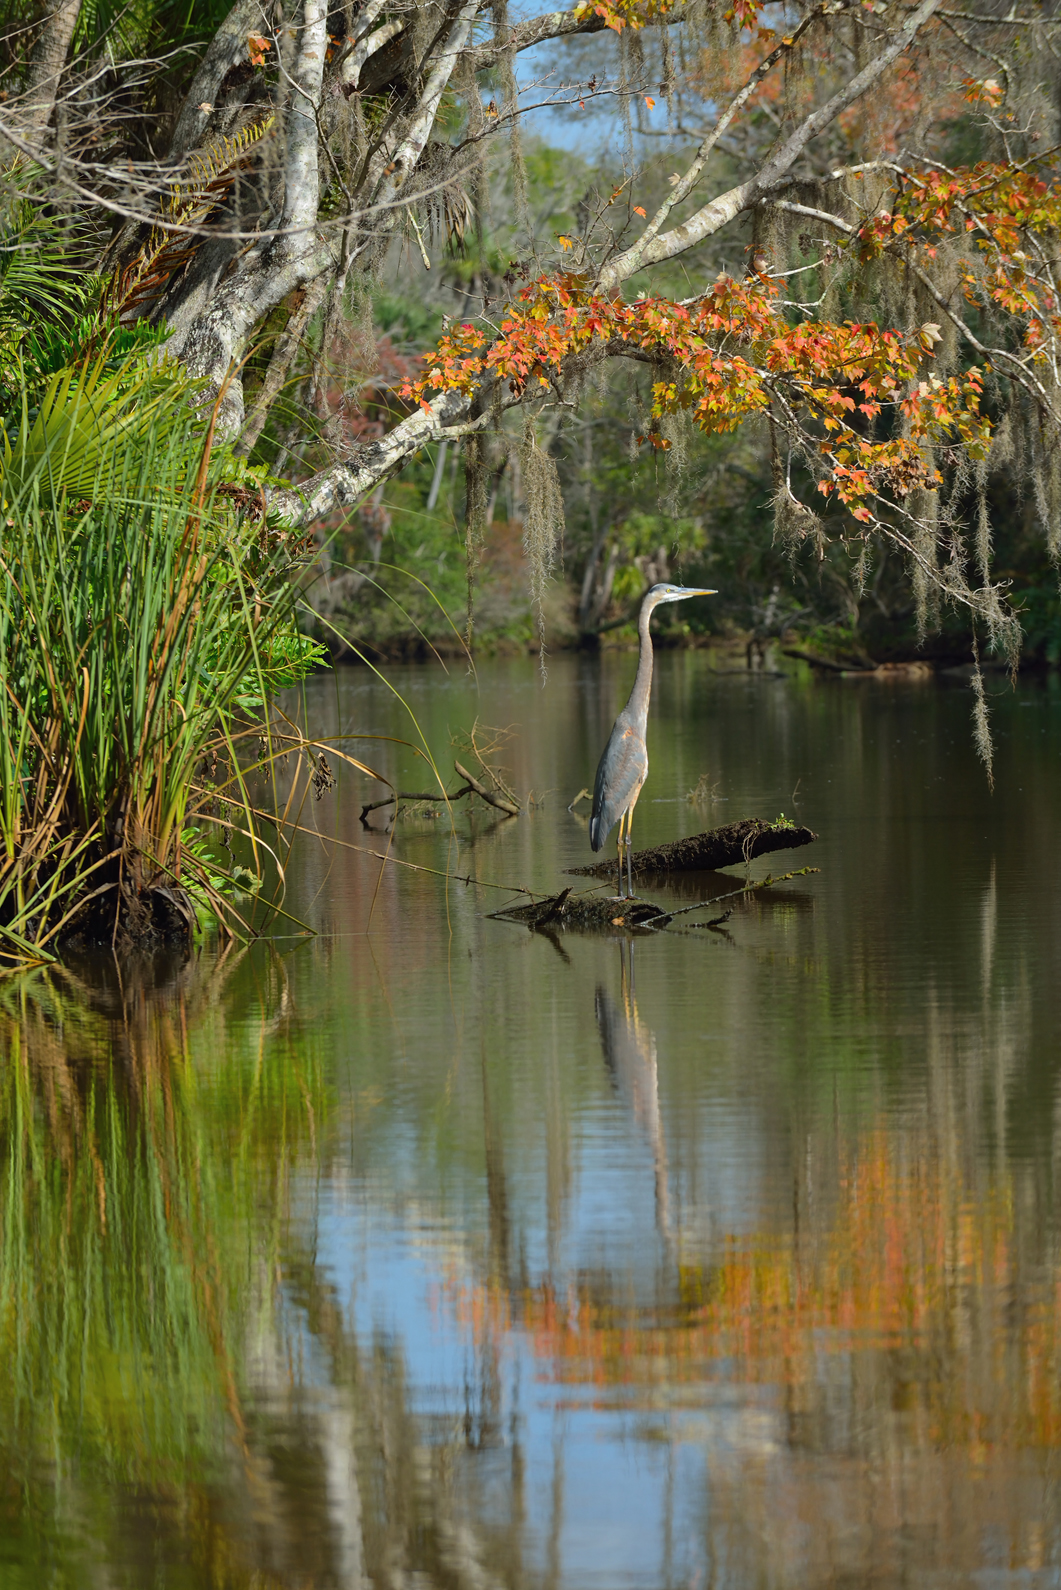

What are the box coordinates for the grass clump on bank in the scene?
[0,345,324,965]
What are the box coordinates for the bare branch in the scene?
[266,387,486,523]
[599,0,944,288]
[766,197,856,232]
[609,1,832,270]
[366,0,482,204]
[342,18,405,89]
[938,7,1061,19]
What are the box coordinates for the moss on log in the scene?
[566,817,817,880]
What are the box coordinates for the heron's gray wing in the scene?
[589,717,648,851]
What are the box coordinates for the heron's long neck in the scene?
[624,598,656,731]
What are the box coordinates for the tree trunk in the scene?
[21,0,81,136]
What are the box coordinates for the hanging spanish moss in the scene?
[493,0,530,244]
[463,432,490,650]
[970,635,994,791]
[974,461,992,588]
[519,415,565,675]
[909,485,941,641]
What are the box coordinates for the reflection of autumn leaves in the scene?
[441,1131,1061,1446]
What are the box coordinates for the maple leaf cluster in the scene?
[857,164,1061,358]
[572,0,776,36]
[402,272,990,525]
[573,0,686,32]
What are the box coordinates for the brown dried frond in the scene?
[109,114,274,319]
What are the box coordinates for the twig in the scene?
[360,784,474,822]
[655,866,821,924]
[453,760,521,816]
[359,760,522,824]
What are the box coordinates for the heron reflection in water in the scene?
[595,943,673,1249]
[590,582,716,897]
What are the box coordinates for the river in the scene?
[2,652,1060,1588]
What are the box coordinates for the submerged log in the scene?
[566,817,817,879]
[489,861,820,936]
[490,893,669,931]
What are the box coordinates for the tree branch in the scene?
[341,18,405,88]
[280,0,329,249]
[938,7,1061,19]
[766,197,856,231]
[599,0,943,288]
[605,1,831,273]
[464,0,685,68]
[366,0,482,205]
[170,0,262,162]
[266,386,485,523]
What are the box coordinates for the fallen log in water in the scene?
[565,817,817,879]
[488,864,821,934]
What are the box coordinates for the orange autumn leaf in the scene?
[573,0,682,31]
[247,32,271,66]
[961,75,1003,107]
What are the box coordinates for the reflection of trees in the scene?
[0,957,536,1589]
[2,797,1059,1590]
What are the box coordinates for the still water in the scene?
[3,652,1061,1589]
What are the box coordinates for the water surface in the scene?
[3,653,1061,1589]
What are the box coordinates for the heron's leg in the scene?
[625,790,641,898]
[616,811,627,897]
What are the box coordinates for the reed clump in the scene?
[0,347,322,965]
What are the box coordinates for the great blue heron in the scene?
[590,582,716,897]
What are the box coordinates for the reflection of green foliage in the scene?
[0,958,329,1578]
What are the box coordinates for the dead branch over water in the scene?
[359,760,521,825]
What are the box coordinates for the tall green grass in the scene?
[0,349,322,962]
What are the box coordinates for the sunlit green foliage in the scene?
[0,340,325,962]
